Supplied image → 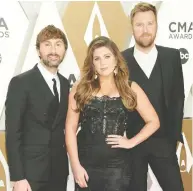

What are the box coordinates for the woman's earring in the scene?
[94,73,98,79]
[114,67,118,76]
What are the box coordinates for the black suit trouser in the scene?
[129,137,184,191]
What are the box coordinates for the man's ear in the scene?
[36,49,41,59]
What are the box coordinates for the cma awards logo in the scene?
[169,22,193,39]
[63,2,161,87]
[0,17,9,38]
[179,48,189,64]
[176,133,193,173]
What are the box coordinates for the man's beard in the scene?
[135,33,156,48]
[41,54,64,68]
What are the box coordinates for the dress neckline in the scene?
[93,95,121,101]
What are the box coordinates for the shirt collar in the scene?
[37,63,58,81]
[134,45,157,58]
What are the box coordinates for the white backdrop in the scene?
[0,1,192,191]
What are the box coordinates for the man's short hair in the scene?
[36,25,68,50]
[130,2,157,24]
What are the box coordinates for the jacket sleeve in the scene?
[5,76,27,181]
[170,50,185,143]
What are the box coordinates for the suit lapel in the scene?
[126,47,148,83]
[33,65,54,104]
[128,46,157,80]
[156,45,169,108]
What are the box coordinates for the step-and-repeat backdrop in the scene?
[0,1,192,190]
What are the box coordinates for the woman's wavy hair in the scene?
[74,36,137,111]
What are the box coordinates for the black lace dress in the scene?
[75,96,132,191]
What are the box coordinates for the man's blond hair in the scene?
[130,2,157,24]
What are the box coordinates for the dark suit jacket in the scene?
[122,45,185,143]
[5,65,69,182]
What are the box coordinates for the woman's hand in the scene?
[13,179,32,191]
[106,135,136,149]
[72,163,89,188]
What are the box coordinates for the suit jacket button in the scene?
[44,113,47,116]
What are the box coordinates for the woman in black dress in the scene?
[65,36,160,191]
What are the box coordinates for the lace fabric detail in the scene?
[93,95,121,101]
[80,95,128,136]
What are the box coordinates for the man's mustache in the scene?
[141,33,151,37]
[47,54,60,57]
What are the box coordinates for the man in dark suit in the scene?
[5,25,69,191]
[122,2,184,191]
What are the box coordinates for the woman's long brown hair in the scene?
[74,36,137,111]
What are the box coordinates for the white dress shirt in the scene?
[37,63,60,101]
[134,45,158,78]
